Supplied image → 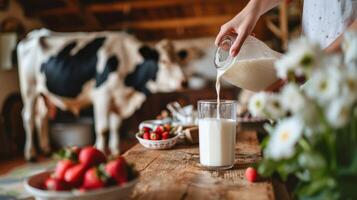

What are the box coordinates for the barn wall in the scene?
[0,1,42,113]
[0,0,43,32]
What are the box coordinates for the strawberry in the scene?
[142,127,152,132]
[162,131,169,140]
[82,167,106,190]
[245,167,258,182]
[54,146,81,161]
[45,177,70,191]
[163,124,171,131]
[79,147,106,168]
[64,164,87,187]
[143,132,150,140]
[105,157,128,185]
[53,159,74,180]
[71,146,81,157]
[150,132,161,140]
[154,126,164,134]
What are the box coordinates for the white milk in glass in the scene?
[199,118,236,167]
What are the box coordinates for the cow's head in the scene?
[147,39,185,93]
[125,39,185,95]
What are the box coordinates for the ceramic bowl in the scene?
[136,132,180,150]
[24,171,138,200]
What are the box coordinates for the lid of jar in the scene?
[214,35,236,69]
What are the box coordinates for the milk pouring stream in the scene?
[198,36,280,169]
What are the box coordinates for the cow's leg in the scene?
[93,90,110,153]
[22,94,37,161]
[109,113,121,156]
[35,95,51,156]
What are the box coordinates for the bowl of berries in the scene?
[136,124,181,150]
[24,146,139,200]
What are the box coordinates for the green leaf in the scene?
[257,159,279,177]
[336,175,357,199]
[296,177,336,197]
[296,170,311,182]
[298,189,339,200]
[276,160,300,181]
[298,151,326,170]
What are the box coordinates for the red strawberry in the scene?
[82,167,106,190]
[162,131,169,140]
[105,157,128,185]
[155,126,164,134]
[245,167,258,182]
[142,127,152,132]
[79,147,106,168]
[64,164,87,187]
[143,132,150,140]
[45,177,70,191]
[53,159,75,180]
[150,132,161,140]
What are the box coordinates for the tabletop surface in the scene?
[123,130,275,200]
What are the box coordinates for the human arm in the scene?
[215,0,280,57]
[324,19,357,53]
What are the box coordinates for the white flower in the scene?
[298,100,319,128]
[248,92,267,117]
[265,117,304,160]
[341,67,357,104]
[317,54,342,69]
[275,37,322,79]
[342,31,357,65]
[303,66,341,105]
[326,97,352,128]
[275,55,300,79]
[280,83,306,113]
[264,94,286,119]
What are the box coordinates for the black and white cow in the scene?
[17,29,184,161]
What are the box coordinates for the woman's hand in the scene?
[215,9,260,57]
[215,0,280,57]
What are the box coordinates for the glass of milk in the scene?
[198,100,237,170]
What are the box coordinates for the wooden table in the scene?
[123,130,276,200]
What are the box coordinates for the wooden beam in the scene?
[38,7,78,16]
[86,0,238,13]
[40,0,102,30]
[88,0,202,13]
[65,0,101,30]
[108,15,234,30]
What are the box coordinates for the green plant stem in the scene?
[317,104,337,172]
[299,138,312,152]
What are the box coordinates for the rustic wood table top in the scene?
[123,130,276,200]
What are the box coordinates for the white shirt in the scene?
[302,0,357,48]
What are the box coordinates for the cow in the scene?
[17,29,185,161]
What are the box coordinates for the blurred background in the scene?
[0,0,302,161]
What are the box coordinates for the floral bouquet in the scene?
[248,31,357,200]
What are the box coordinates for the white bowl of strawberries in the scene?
[136,124,180,149]
[24,146,139,200]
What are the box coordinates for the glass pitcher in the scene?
[214,35,281,92]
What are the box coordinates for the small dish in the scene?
[135,132,180,150]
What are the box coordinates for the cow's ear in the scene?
[139,45,159,62]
